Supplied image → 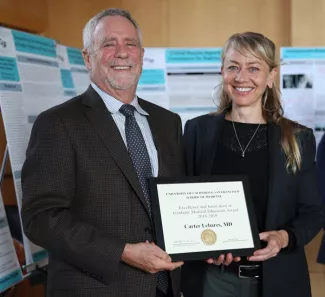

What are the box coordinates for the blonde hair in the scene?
[218,32,301,173]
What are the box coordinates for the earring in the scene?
[211,83,224,108]
[212,83,232,111]
[262,88,279,112]
[211,83,223,99]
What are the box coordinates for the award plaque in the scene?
[149,175,260,261]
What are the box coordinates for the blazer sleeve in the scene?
[316,134,325,229]
[288,129,324,248]
[21,111,126,285]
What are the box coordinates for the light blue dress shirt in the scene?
[91,82,158,177]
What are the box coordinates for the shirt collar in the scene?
[91,82,149,116]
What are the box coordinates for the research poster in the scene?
[139,48,222,127]
[166,48,222,127]
[280,47,325,145]
[0,27,65,267]
[0,192,23,293]
[57,45,90,96]
[137,48,169,109]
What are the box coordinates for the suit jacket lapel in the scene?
[265,123,283,229]
[81,87,151,217]
[138,98,167,177]
[200,113,226,175]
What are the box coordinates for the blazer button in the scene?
[144,227,152,234]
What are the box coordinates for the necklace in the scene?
[231,120,261,158]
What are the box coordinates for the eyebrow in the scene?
[100,36,140,45]
[101,37,116,43]
[228,60,262,66]
[125,37,138,43]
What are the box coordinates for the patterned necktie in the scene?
[119,104,169,294]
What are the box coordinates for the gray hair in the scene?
[83,8,142,51]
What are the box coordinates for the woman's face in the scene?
[222,48,277,109]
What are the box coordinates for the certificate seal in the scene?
[201,229,217,245]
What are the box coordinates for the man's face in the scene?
[83,16,144,92]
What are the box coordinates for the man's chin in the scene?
[109,78,137,90]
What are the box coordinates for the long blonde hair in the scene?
[218,32,301,173]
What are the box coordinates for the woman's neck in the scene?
[227,105,266,124]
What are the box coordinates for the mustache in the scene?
[108,59,136,67]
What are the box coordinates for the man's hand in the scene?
[121,241,184,273]
[206,253,241,266]
[248,230,289,262]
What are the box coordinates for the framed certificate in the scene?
[149,175,260,261]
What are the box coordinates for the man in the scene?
[21,8,184,297]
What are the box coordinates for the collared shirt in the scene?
[91,82,158,177]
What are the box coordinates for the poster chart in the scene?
[0,192,23,293]
[57,44,90,97]
[139,48,222,127]
[166,48,222,127]
[280,48,325,145]
[137,48,169,109]
[0,27,67,268]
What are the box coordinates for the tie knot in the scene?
[119,104,136,117]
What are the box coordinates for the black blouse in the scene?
[212,119,269,233]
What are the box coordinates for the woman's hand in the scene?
[248,230,289,262]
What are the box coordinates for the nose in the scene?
[114,44,128,59]
[234,69,249,82]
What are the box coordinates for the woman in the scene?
[181,32,324,297]
[317,133,325,264]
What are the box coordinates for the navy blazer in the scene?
[317,133,325,264]
[181,113,324,297]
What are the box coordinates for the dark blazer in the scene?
[181,113,323,297]
[21,86,185,297]
[317,133,325,264]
